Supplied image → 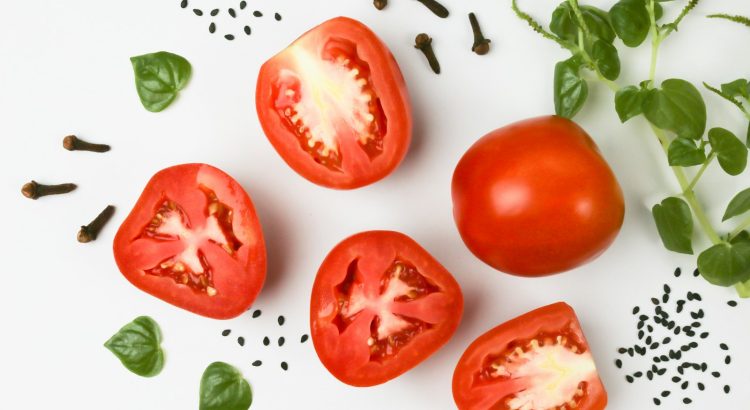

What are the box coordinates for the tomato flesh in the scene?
[311,231,463,386]
[452,303,607,410]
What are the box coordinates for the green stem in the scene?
[647,0,661,84]
[686,152,716,192]
[663,0,701,38]
[729,215,750,240]
[511,0,575,51]
[568,0,591,35]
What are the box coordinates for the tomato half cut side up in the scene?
[113,164,266,319]
[310,231,463,386]
[452,303,607,410]
[256,17,412,189]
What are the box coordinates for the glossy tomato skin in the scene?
[452,116,624,276]
[310,231,463,386]
[113,164,266,319]
[256,17,412,189]
[452,303,608,410]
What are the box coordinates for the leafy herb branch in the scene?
[512,0,750,297]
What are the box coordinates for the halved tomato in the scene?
[256,17,412,189]
[113,164,266,319]
[310,231,463,386]
[452,303,607,410]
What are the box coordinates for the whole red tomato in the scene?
[452,116,624,276]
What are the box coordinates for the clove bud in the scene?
[469,13,491,55]
[373,0,387,10]
[415,33,441,74]
[21,181,77,200]
[63,135,111,153]
[78,205,115,243]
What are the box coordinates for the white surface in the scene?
[2,0,750,409]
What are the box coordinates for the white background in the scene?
[2,0,750,409]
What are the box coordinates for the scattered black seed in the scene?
[301,334,309,343]
[651,297,660,305]
[625,375,634,383]
[662,294,669,303]
[653,398,661,406]
[278,336,285,346]
[222,329,231,336]
[655,305,663,314]
[615,359,622,368]
[225,34,235,40]
[240,1,247,10]
[686,330,696,337]
[263,336,270,346]
[674,326,682,335]
[720,343,729,350]
[672,376,681,383]
[724,385,730,394]
[674,267,682,277]
[274,12,282,21]
[209,22,216,33]
[628,348,634,356]
[281,362,288,371]
[701,362,707,371]
[657,368,667,375]
[693,268,700,277]
[674,351,682,360]
[647,371,653,380]
[638,330,644,339]
[193,8,203,16]
[244,26,251,35]
[229,8,236,17]
[681,345,690,352]
[700,332,709,339]
[681,381,689,390]
[692,363,701,371]
[278,316,285,326]
[728,300,738,307]
[691,321,701,328]
[683,397,692,404]
[725,355,731,364]
[639,314,648,320]
[683,326,693,333]
[237,336,245,346]
[252,309,262,318]
[694,292,703,301]
[697,382,705,391]
[678,367,685,375]
[253,10,263,17]
[651,364,659,372]
[645,336,652,345]
[689,341,698,348]
[667,321,675,330]
[252,360,262,367]
[712,371,721,378]
[660,354,669,361]
[210,8,219,16]
[633,306,641,315]
[661,390,671,397]
[634,371,643,378]
[647,325,654,332]
[664,284,671,293]
[618,347,627,354]
[650,342,660,350]
[663,337,671,344]
[181,0,188,9]
[676,305,684,313]
[638,320,646,329]
[654,356,661,363]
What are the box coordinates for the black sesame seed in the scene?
[275,12,282,21]
[615,359,622,368]
[240,1,247,9]
[675,351,682,360]
[209,22,216,33]
[655,305,663,314]
[278,316,285,326]
[278,336,285,346]
[654,356,661,363]
[651,364,659,372]
[661,390,671,397]
[650,342,660,350]
[618,347,627,354]
[253,10,263,17]
[725,355,731,365]
[639,314,648,320]
[222,329,231,336]
[638,330,644,339]
[712,371,721,378]
[660,354,669,361]
[700,332,709,339]
[674,326,682,335]
[645,336,652,345]
[281,361,288,371]
[301,334,309,343]
[663,337,671,344]
[225,34,235,40]
[647,324,654,332]
[693,293,702,301]
[724,385,730,394]
[633,306,641,315]
[697,382,705,391]
[681,345,690,352]
[653,398,661,406]
[690,311,699,319]
[674,267,682,277]
[229,8,236,17]
[628,348,634,356]
[672,376,681,383]
[193,8,203,16]
[638,320,645,329]
[651,297,660,305]
[693,268,700,277]
[244,25,252,35]
[210,8,219,16]
[657,368,667,375]
[684,326,693,333]
[252,360,262,367]
[720,343,729,350]
[626,375,634,383]
[677,299,686,305]
[701,362,707,371]
[181,0,188,9]
[263,336,270,346]
[728,300,738,307]
[683,397,692,404]
[634,371,643,378]
[667,321,675,330]
[689,341,698,348]
[647,371,653,380]
[677,305,684,313]
[691,321,701,328]
[252,309,261,318]
[662,294,670,303]
[681,381,689,390]
[237,336,245,346]
[686,330,696,337]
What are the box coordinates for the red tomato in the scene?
[452,116,624,276]
[256,17,412,189]
[310,231,463,386]
[452,302,608,410]
[113,164,266,319]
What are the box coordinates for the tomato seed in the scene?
[221,329,231,336]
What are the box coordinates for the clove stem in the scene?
[63,135,110,153]
[21,181,77,200]
[415,33,441,74]
[415,0,449,18]
[469,12,491,55]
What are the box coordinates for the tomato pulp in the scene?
[113,164,266,319]
[453,302,608,410]
[256,17,412,189]
[310,231,463,386]
[452,116,625,276]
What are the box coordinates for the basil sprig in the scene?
[200,362,253,410]
[104,316,165,377]
[130,51,192,112]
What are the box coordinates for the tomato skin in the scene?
[256,17,412,189]
[310,231,463,386]
[452,303,608,410]
[452,116,624,276]
[113,164,266,319]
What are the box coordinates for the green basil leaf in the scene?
[609,0,650,47]
[200,362,252,410]
[654,2,664,20]
[615,86,646,122]
[554,57,589,119]
[721,79,749,99]
[732,230,750,244]
[707,127,748,176]
[550,3,615,43]
[104,316,164,377]
[736,278,750,298]
[590,39,621,80]
[668,137,707,166]
[643,79,707,140]
[722,187,750,221]
[130,51,192,112]
[652,197,694,254]
[698,242,750,286]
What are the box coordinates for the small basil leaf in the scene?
[732,230,750,244]
[104,316,164,377]
[668,138,707,166]
[581,6,616,43]
[550,3,578,42]
[550,3,615,43]
[643,79,707,140]
[721,79,749,99]
[554,57,589,119]
[609,0,650,47]
[652,197,694,254]
[615,86,646,122]
[722,187,750,221]
[736,278,750,298]
[698,242,750,286]
[590,39,621,80]
[654,2,664,20]
[200,362,252,410]
[707,127,748,176]
[130,51,192,112]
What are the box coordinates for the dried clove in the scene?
[415,33,441,74]
[415,0,449,18]
[21,181,77,199]
[78,205,115,243]
[469,13,491,55]
[373,0,387,10]
[62,135,110,153]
